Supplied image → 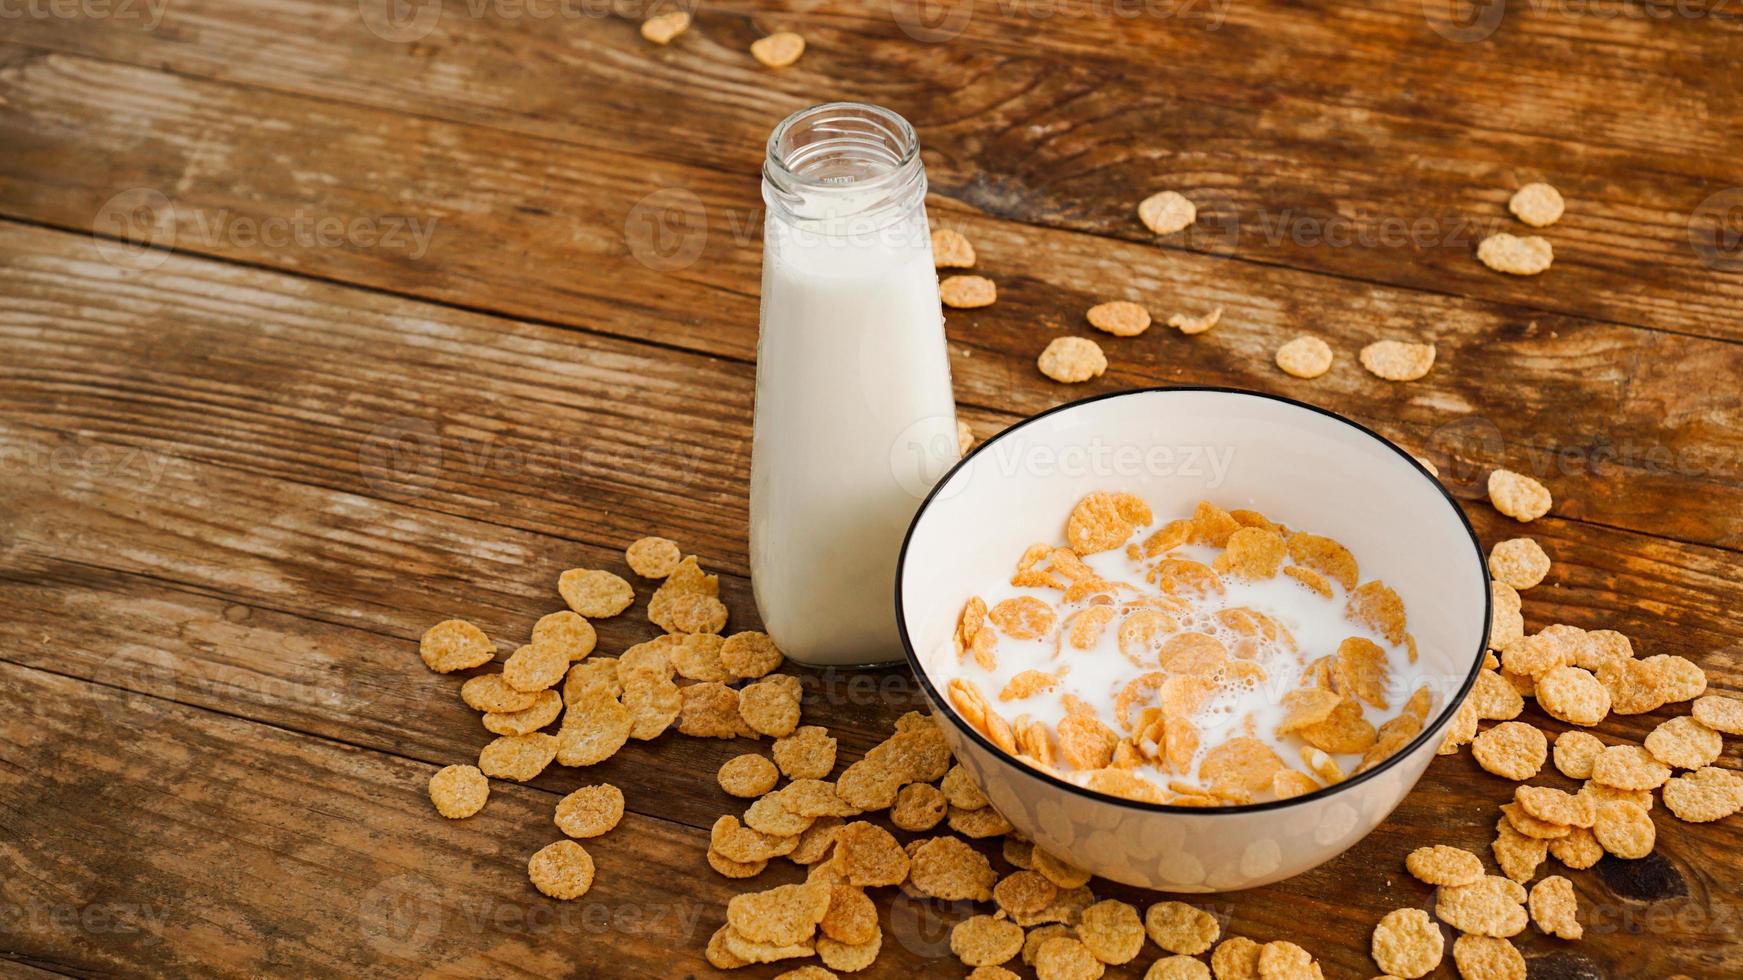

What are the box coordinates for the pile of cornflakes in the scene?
[413,470,1739,978]
[943,494,1435,805]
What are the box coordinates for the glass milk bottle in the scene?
[750,103,959,667]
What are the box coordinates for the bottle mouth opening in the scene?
[767,102,920,190]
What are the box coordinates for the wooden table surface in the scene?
[3,1,1742,977]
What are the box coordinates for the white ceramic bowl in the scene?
[896,387,1490,891]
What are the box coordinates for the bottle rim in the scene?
[763,102,926,234]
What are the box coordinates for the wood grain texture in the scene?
[1,220,1741,976]
[5,0,1741,342]
[3,1,1742,976]
[2,52,1741,548]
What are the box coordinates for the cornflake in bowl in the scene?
[897,387,1489,890]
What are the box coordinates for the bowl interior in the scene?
[899,388,1489,794]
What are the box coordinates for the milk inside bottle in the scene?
[750,103,959,666]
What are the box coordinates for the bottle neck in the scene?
[762,102,928,240]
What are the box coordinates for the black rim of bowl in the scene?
[893,384,1493,815]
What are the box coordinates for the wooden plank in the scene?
[0,660,753,977]
[3,123,1742,554]
[4,529,1742,978]
[4,1,1741,343]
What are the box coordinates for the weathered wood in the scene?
[2,77,1742,552]
[3,2,1742,975]
[5,0,1741,343]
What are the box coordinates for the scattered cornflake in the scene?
[773,725,838,781]
[1257,940,1320,979]
[958,419,975,455]
[1144,901,1219,956]
[1359,340,1436,382]
[478,732,560,782]
[834,821,910,887]
[721,630,785,680]
[1471,669,1524,721]
[1435,876,1528,938]
[890,783,948,832]
[1077,899,1145,965]
[639,9,690,44]
[1274,336,1334,379]
[624,536,682,578]
[1039,336,1109,383]
[531,610,597,661]
[952,914,1025,967]
[729,880,832,946]
[1662,766,1743,823]
[1591,744,1671,790]
[1472,721,1548,782]
[750,31,805,67]
[933,227,977,268]
[1405,844,1484,886]
[941,274,998,309]
[1592,800,1656,858]
[554,784,623,839]
[557,688,633,765]
[908,835,996,901]
[719,754,781,798]
[676,682,752,739]
[1516,784,1595,828]
[1477,233,1554,275]
[420,619,495,673]
[1168,306,1222,336]
[788,816,846,865]
[556,569,633,619]
[1145,956,1211,979]
[775,967,839,980]
[1492,817,1549,883]
[1508,182,1565,228]
[428,764,489,819]
[711,814,798,864]
[817,929,881,971]
[1488,469,1552,522]
[1548,826,1604,869]
[1087,300,1153,337]
[949,802,1014,838]
[1537,666,1611,727]
[1692,694,1743,735]
[708,846,767,879]
[1529,875,1582,939]
[820,884,878,945]
[1209,936,1263,979]
[1034,935,1105,980]
[1452,935,1525,980]
[1644,715,1723,770]
[740,673,804,737]
[463,673,539,713]
[1371,907,1444,978]
[994,870,1058,917]
[1488,537,1550,590]
[503,642,568,693]
[1138,191,1197,234]
[527,840,595,900]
